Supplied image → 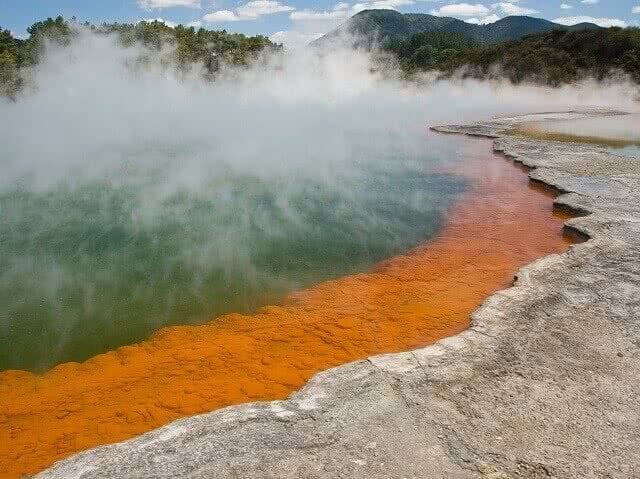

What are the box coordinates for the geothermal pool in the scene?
[513,112,640,146]
[0,133,466,372]
[0,133,575,478]
[611,145,640,159]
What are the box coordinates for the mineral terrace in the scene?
[37,111,640,479]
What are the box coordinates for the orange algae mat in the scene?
[0,137,575,478]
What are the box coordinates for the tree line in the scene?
[384,27,640,86]
[0,16,280,98]
[3,16,640,99]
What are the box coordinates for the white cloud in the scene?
[203,0,294,22]
[356,0,414,9]
[466,14,501,24]
[138,18,179,27]
[237,0,295,18]
[560,3,573,9]
[492,2,538,15]
[633,6,640,14]
[430,3,490,17]
[269,30,324,47]
[553,15,627,27]
[187,20,203,27]
[138,0,201,10]
[203,10,243,21]
[291,6,349,21]
[581,0,598,4]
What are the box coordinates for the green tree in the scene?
[23,16,73,64]
[383,31,479,73]
[0,26,21,98]
[411,45,435,68]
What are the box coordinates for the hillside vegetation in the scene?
[0,16,279,98]
[444,27,640,85]
[315,10,639,86]
[313,9,599,48]
[437,27,640,85]
[382,31,479,71]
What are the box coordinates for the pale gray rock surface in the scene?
[38,111,640,479]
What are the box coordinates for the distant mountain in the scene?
[312,10,600,47]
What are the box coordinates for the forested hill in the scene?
[444,27,640,85]
[384,27,640,86]
[312,9,600,48]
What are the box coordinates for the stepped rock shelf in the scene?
[36,111,640,478]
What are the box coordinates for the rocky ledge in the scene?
[38,111,640,479]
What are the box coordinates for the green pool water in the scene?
[0,135,467,372]
[610,145,640,159]
[524,113,640,145]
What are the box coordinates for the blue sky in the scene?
[1,0,639,46]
